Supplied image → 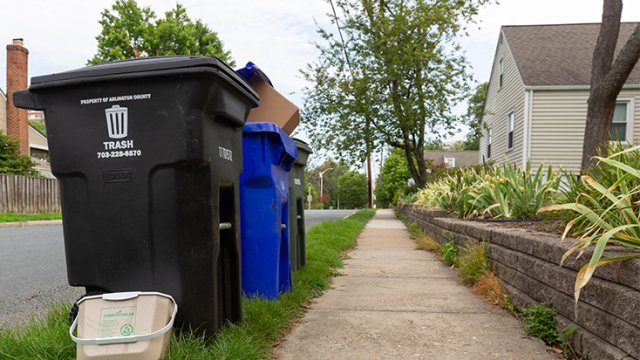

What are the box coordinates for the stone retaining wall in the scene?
[397,204,640,360]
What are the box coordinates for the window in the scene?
[610,100,633,142]
[443,157,456,168]
[507,112,515,149]
[487,128,492,158]
[499,58,504,87]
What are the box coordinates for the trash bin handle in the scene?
[102,291,141,301]
[219,222,232,230]
[69,292,178,346]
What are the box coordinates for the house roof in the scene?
[502,23,640,86]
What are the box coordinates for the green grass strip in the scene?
[0,212,62,223]
[0,209,375,359]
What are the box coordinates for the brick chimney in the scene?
[6,38,29,156]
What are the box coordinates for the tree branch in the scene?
[603,23,640,95]
[590,0,623,88]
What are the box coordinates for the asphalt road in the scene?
[0,209,357,326]
[0,225,82,326]
[304,209,356,231]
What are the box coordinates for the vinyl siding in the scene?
[530,89,640,174]
[480,32,526,166]
[28,125,48,149]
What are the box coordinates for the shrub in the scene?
[520,301,559,345]
[457,243,489,285]
[0,131,38,176]
[375,148,411,208]
[440,240,458,265]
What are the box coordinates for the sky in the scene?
[1,0,639,171]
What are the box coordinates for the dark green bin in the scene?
[287,138,312,271]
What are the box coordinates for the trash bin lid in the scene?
[244,122,297,169]
[236,61,273,87]
[28,56,258,106]
[292,138,312,154]
[292,138,312,166]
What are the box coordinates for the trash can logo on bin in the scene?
[105,105,128,139]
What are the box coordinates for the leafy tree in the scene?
[449,141,466,151]
[302,0,490,188]
[581,0,640,170]
[303,171,323,209]
[463,82,488,151]
[424,139,445,151]
[307,160,350,208]
[375,148,410,208]
[0,132,37,176]
[89,0,233,65]
[29,120,47,137]
[336,171,368,209]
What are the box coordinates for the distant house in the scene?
[0,87,49,157]
[0,89,6,133]
[480,23,640,173]
[424,150,479,168]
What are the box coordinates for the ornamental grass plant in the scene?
[416,162,560,220]
[539,144,640,302]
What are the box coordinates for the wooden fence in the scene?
[0,174,61,213]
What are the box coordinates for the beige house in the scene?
[0,87,49,157]
[424,150,479,168]
[0,89,6,132]
[480,23,640,173]
[1,90,52,177]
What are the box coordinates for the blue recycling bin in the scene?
[240,122,297,300]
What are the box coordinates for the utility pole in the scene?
[367,155,373,208]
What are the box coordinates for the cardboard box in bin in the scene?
[238,62,300,135]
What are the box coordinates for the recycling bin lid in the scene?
[27,56,258,106]
[244,122,297,168]
[236,61,273,87]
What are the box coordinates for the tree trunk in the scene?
[581,0,640,170]
[402,143,426,189]
[582,93,617,168]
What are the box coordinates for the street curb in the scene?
[0,220,63,228]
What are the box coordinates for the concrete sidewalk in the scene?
[275,209,558,360]
[0,219,62,228]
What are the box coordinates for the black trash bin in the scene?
[13,56,258,337]
[287,138,312,272]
